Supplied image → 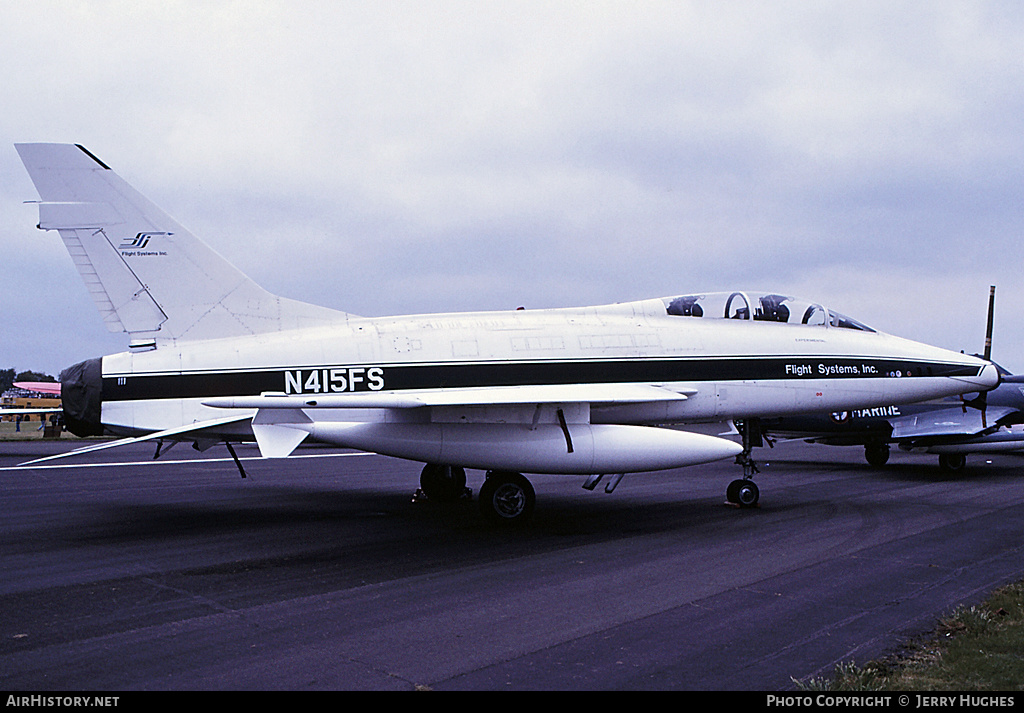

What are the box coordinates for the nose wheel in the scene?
[726,478,759,507]
[728,418,762,508]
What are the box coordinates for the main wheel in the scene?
[938,454,967,473]
[419,463,468,502]
[865,444,890,467]
[478,471,535,525]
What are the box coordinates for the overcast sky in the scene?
[2,1,1023,377]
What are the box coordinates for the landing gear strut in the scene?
[728,418,762,508]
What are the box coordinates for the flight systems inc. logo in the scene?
[119,232,171,256]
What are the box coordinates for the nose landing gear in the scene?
[728,418,763,508]
[726,478,760,507]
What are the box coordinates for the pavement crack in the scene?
[139,577,236,615]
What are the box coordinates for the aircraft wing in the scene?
[19,385,697,465]
[203,383,696,410]
[888,406,1020,441]
[927,424,1024,455]
[204,383,698,459]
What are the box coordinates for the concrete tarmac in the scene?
[1,438,1022,691]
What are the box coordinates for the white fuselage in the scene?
[97,297,995,441]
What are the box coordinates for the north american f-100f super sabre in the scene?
[14,144,1000,524]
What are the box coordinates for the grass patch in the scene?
[796,581,1024,690]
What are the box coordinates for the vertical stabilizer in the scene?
[16,143,353,345]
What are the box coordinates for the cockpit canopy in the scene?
[662,292,875,332]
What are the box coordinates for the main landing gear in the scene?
[478,470,536,525]
[417,463,470,503]
[418,415,769,523]
[938,453,967,472]
[863,446,967,472]
[727,419,764,508]
[864,443,891,467]
[417,463,535,525]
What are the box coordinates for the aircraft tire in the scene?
[726,479,759,507]
[938,454,967,473]
[419,464,468,502]
[726,479,742,503]
[865,444,890,467]
[479,471,535,525]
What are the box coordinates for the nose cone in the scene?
[951,361,1001,391]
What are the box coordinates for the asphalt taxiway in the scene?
[1,438,1022,690]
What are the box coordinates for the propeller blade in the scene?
[960,286,996,428]
[984,284,995,362]
[979,285,996,427]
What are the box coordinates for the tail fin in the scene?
[16,143,354,346]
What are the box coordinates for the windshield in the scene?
[662,292,875,332]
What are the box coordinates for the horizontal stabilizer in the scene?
[18,414,253,466]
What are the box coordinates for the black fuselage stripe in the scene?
[100,357,981,402]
